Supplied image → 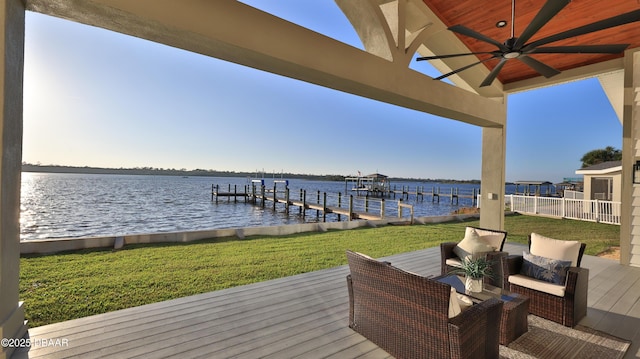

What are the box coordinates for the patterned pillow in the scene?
[521,252,572,285]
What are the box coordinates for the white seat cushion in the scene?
[445,257,463,268]
[530,233,581,266]
[509,274,566,297]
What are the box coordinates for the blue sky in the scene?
[22,1,621,183]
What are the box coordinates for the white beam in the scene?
[26,0,505,127]
[503,58,625,94]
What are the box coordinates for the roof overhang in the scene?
[575,166,622,175]
[417,0,639,95]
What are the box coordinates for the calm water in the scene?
[19,172,483,240]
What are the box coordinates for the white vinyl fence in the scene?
[502,194,620,225]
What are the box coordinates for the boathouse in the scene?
[513,180,555,197]
[345,173,390,196]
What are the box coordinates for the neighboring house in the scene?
[575,161,622,202]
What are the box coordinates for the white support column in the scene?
[479,98,507,231]
[0,1,26,358]
[622,48,640,267]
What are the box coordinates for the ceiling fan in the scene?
[416,0,640,87]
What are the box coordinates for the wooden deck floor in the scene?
[16,243,640,358]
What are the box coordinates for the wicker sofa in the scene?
[502,233,588,327]
[346,250,503,358]
[440,226,508,287]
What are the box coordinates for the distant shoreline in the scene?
[21,163,482,184]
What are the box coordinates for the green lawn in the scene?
[20,214,619,327]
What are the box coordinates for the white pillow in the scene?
[453,228,494,261]
[457,293,473,308]
[530,233,581,267]
[448,287,462,318]
[473,227,504,250]
[448,287,473,318]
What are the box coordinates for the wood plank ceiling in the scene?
[422,0,640,84]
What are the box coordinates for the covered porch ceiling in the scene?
[414,1,638,120]
[421,0,639,93]
[351,0,638,119]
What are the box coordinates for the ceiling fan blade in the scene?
[448,25,509,52]
[513,0,571,49]
[417,52,498,61]
[517,55,560,78]
[528,44,630,54]
[480,58,508,87]
[522,9,640,51]
[433,56,498,81]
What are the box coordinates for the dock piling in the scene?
[302,189,307,218]
[273,184,277,210]
[323,192,327,222]
[349,195,354,221]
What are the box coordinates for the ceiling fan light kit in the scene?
[417,0,640,87]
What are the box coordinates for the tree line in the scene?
[21,163,480,184]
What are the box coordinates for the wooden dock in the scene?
[389,185,425,200]
[388,185,479,205]
[210,184,249,203]
[210,182,483,223]
[212,183,414,223]
[253,192,383,221]
[426,187,478,205]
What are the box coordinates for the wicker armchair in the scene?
[441,226,508,287]
[346,250,503,359]
[502,234,588,327]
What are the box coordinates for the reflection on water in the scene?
[20,172,481,240]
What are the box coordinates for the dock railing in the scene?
[501,194,620,225]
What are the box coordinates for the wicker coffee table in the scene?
[436,275,530,345]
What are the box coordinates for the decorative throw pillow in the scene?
[472,227,503,251]
[448,287,474,318]
[448,286,462,318]
[521,252,572,285]
[456,293,473,309]
[453,228,494,261]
